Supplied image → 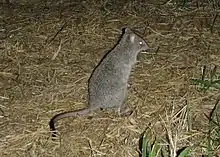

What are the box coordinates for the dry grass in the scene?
[0,0,220,156]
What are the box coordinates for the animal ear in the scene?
[124,27,135,43]
[129,34,135,43]
[125,27,132,34]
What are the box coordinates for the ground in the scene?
[0,0,220,157]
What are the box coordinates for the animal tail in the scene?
[49,108,92,137]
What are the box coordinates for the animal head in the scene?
[123,28,149,53]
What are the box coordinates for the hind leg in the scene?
[114,89,132,116]
[117,102,132,116]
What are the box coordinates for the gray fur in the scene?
[88,28,149,112]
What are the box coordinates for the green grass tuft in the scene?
[177,147,191,157]
[141,131,160,157]
[203,99,220,157]
[191,65,220,91]
[140,131,191,157]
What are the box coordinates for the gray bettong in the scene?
[49,28,149,135]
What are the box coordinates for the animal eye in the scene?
[139,41,143,45]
